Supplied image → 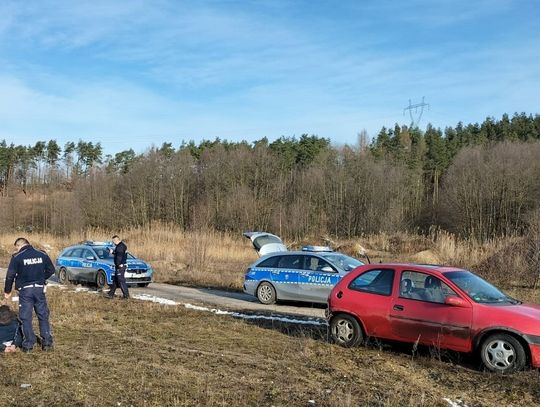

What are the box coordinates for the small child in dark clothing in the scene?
[0,304,22,353]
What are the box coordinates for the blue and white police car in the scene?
[243,232,364,304]
[55,241,154,288]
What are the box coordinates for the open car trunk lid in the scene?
[243,232,287,256]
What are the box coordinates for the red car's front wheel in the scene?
[480,333,526,373]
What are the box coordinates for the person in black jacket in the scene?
[4,237,55,352]
[0,305,22,353]
[107,235,130,299]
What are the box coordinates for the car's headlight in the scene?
[147,268,154,274]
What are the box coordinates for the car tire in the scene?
[96,270,108,289]
[256,282,277,305]
[480,333,527,373]
[58,267,70,285]
[137,283,150,287]
[330,314,364,347]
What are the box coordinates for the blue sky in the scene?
[0,0,539,153]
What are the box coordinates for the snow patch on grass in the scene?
[184,303,326,326]
[132,293,178,305]
[443,398,469,407]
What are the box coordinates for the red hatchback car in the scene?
[327,264,540,373]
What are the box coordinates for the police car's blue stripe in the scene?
[250,267,341,286]
[273,282,334,286]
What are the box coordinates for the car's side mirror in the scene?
[444,295,470,308]
[86,256,96,261]
[320,266,334,273]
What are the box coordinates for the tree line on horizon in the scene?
[1,112,539,241]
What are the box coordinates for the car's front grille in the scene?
[126,277,152,282]
[128,269,147,274]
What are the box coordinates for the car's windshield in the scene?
[444,271,519,304]
[321,254,363,272]
[93,246,135,260]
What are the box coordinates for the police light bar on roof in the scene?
[302,245,333,252]
[83,240,113,246]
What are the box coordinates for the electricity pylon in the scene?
[404,97,429,128]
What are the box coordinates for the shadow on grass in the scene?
[239,314,481,371]
[276,299,327,309]
[365,337,480,371]
[240,316,330,341]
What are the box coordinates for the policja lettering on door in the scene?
[307,275,332,285]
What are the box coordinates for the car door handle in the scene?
[393,304,404,311]
[271,271,279,275]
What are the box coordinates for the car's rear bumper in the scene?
[243,280,258,296]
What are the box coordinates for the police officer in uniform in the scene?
[107,235,130,299]
[4,237,55,352]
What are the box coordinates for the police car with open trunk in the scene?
[243,232,363,304]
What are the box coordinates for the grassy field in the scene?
[0,288,539,407]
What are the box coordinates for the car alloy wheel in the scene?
[330,314,364,347]
[256,282,276,305]
[480,333,526,373]
[58,268,68,284]
[96,270,107,289]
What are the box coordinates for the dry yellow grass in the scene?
[0,226,535,292]
[0,225,257,290]
[0,288,538,406]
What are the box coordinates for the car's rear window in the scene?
[62,248,75,257]
[71,248,84,258]
[257,256,281,268]
[277,255,303,269]
[349,269,395,296]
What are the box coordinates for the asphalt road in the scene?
[0,268,326,319]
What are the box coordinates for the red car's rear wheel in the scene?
[330,314,364,347]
